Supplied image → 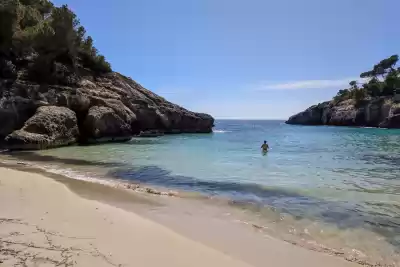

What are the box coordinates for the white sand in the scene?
[0,167,360,267]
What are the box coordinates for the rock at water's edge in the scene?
[379,102,400,128]
[83,106,133,143]
[286,102,330,125]
[0,69,214,150]
[286,97,400,128]
[4,106,79,150]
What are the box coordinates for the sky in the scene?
[53,0,399,119]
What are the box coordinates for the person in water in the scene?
[261,141,269,152]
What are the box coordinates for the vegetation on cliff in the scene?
[287,55,400,128]
[0,0,111,83]
[334,55,400,103]
[0,0,214,150]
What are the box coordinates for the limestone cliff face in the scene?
[286,97,400,128]
[0,60,214,150]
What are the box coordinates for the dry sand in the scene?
[0,167,360,267]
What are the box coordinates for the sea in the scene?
[2,120,400,265]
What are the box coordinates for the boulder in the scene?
[0,96,38,139]
[82,106,132,143]
[4,106,79,150]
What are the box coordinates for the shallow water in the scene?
[3,120,400,265]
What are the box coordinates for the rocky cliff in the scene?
[0,1,214,150]
[286,97,400,128]
[0,61,214,150]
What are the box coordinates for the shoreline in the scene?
[0,167,253,267]
[0,161,388,267]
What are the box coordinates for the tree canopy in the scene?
[334,55,400,103]
[0,0,112,79]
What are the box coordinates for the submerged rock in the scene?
[4,106,79,150]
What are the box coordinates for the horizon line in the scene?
[214,118,286,121]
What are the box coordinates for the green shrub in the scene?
[333,55,399,102]
[1,0,112,77]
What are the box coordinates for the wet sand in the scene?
[0,166,361,267]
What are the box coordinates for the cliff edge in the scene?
[0,1,213,150]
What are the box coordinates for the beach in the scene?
[1,120,399,267]
[0,166,362,267]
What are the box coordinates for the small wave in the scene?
[213,130,230,133]
[45,167,114,185]
[1,159,399,266]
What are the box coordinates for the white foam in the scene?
[40,164,123,187]
[213,130,230,133]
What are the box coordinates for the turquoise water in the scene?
[5,120,400,262]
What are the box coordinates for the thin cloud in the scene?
[254,77,366,91]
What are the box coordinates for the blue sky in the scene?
[54,0,399,119]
